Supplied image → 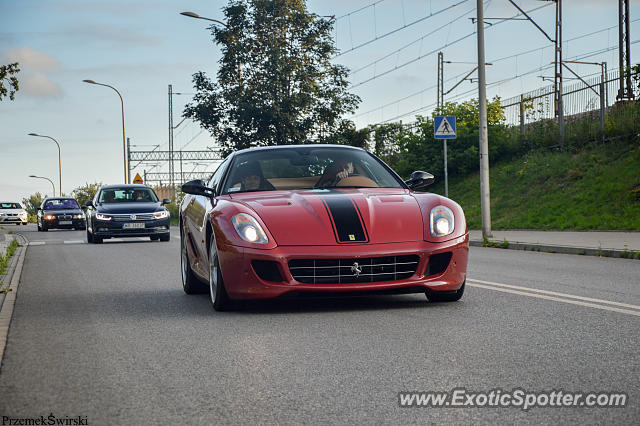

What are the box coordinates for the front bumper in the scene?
[0,216,27,224]
[218,234,469,300]
[93,218,170,238]
[44,218,86,229]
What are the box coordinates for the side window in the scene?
[208,158,231,193]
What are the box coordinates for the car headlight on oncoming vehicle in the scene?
[232,213,269,244]
[429,205,455,237]
[95,213,112,221]
[153,210,169,219]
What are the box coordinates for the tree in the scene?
[0,63,20,101]
[71,182,103,206]
[22,193,44,217]
[184,0,360,155]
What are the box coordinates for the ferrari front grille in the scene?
[288,255,420,284]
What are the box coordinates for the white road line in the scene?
[468,278,640,310]
[63,240,84,244]
[467,282,640,317]
[28,241,45,246]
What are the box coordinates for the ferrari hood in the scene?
[230,189,424,246]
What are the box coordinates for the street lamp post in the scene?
[28,133,62,196]
[180,11,242,80]
[29,175,56,197]
[82,79,128,183]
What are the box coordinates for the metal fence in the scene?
[501,69,639,146]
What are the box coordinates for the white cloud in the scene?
[21,72,63,98]
[5,46,61,71]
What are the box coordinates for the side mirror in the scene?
[161,198,171,205]
[84,200,94,208]
[181,180,215,197]
[405,171,435,190]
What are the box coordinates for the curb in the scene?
[0,237,27,371]
[469,239,640,260]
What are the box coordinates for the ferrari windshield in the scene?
[98,188,159,203]
[43,199,80,210]
[222,147,404,194]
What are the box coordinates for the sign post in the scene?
[433,115,456,197]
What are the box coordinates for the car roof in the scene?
[99,184,153,190]
[232,144,365,156]
[43,197,76,200]
[0,201,22,205]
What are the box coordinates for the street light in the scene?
[180,11,242,80]
[27,133,62,196]
[82,79,128,183]
[29,175,56,197]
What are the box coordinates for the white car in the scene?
[0,202,28,225]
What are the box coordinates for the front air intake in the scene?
[425,252,452,276]
[251,260,284,283]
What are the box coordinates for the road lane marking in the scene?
[63,240,84,244]
[468,278,640,310]
[467,281,640,317]
[28,241,45,246]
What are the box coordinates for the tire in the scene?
[209,238,231,311]
[181,228,206,294]
[426,280,465,303]
[159,233,170,242]
[93,234,103,244]
[42,224,48,232]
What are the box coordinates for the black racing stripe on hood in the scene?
[322,195,369,243]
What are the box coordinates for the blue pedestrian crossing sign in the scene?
[434,115,456,139]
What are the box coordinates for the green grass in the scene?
[428,140,640,230]
[0,239,19,281]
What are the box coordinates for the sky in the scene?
[1,0,637,202]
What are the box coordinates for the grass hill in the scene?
[427,140,640,230]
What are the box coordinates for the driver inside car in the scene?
[237,161,276,192]
[315,160,354,188]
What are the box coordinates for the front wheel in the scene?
[426,280,465,303]
[159,233,170,242]
[209,238,231,311]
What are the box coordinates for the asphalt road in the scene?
[0,224,638,424]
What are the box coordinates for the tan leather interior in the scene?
[335,176,379,187]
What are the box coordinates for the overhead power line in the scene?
[335,0,471,58]
[349,2,553,89]
[351,18,636,120]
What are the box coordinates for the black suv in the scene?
[85,184,171,244]
[37,197,86,231]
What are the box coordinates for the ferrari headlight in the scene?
[232,213,268,244]
[95,213,112,221]
[153,210,169,219]
[429,205,455,237]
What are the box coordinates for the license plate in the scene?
[123,223,145,229]
[59,221,72,225]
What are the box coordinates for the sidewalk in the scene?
[469,230,640,259]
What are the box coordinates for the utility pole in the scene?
[617,0,634,101]
[437,52,444,111]
[477,0,491,238]
[554,0,564,144]
[127,137,131,184]
[168,84,175,187]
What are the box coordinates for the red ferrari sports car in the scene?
[180,144,468,310]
